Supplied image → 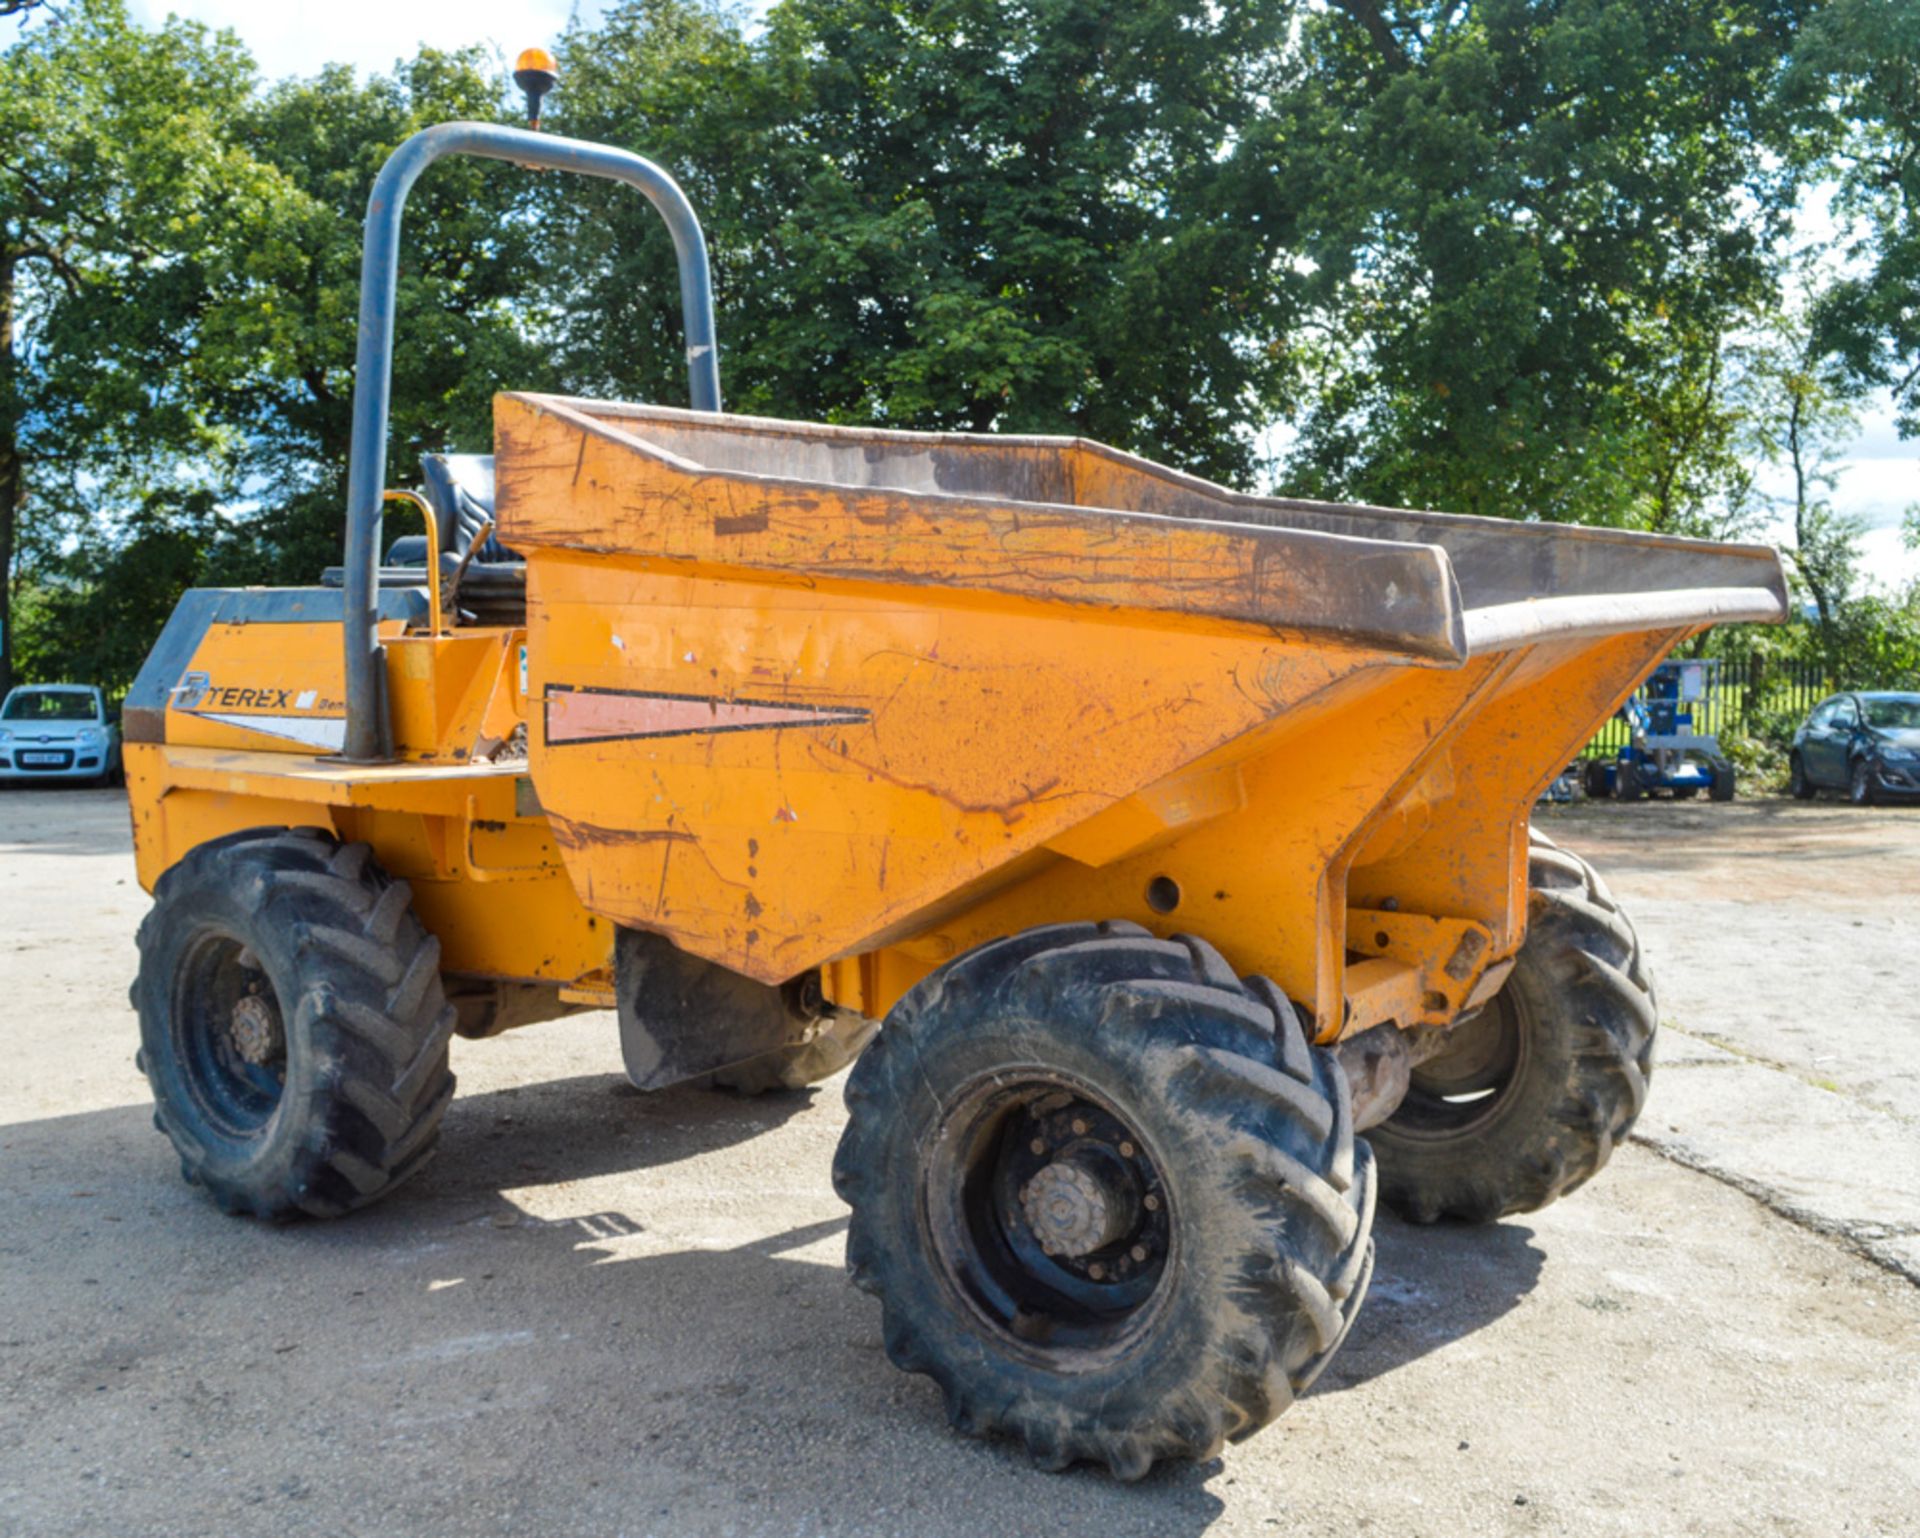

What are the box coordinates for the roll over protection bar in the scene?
[340,122,722,761]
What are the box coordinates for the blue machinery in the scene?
[1583,659,1737,802]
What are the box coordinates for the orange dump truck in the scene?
[121,117,1787,1477]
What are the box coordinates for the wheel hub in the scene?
[228,993,283,1067]
[925,1079,1173,1359]
[1020,1160,1133,1258]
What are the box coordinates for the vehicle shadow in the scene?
[377,1071,1546,1407]
[2,1071,1538,1526]
[1313,1213,1544,1394]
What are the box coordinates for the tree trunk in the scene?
[0,253,18,697]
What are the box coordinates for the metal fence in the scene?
[1583,655,1831,758]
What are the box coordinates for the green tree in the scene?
[1738,300,1867,669]
[543,0,1306,482]
[1785,0,1920,437]
[4,6,548,693]
[1256,0,1811,525]
[206,48,557,585]
[0,0,284,692]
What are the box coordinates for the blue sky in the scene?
[124,1,1915,580]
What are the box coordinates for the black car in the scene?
[1789,691,1920,804]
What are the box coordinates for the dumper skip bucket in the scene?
[493,393,1787,1039]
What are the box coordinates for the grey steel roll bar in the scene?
[340,122,722,761]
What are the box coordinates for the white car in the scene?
[0,684,122,785]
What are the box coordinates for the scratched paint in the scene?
[545,686,870,745]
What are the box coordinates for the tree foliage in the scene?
[1785,0,1920,434]
[5,0,1918,698]
[1258,0,1812,528]
[1,0,280,690]
[542,0,1304,481]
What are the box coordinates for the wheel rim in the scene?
[1852,762,1869,802]
[170,927,287,1137]
[1387,990,1528,1139]
[924,1071,1174,1365]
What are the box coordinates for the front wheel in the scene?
[834,923,1373,1478]
[1368,834,1656,1224]
[1850,757,1880,807]
[133,828,457,1219]
[1708,758,1736,802]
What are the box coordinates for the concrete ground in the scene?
[2,789,1916,1537]
[1540,798,1920,1281]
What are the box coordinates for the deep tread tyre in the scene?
[1581,760,1611,799]
[133,827,457,1220]
[1708,758,1736,802]
[833,921,1372,1479]
[1612,761,1644,801]
[1369,832,1655,1224]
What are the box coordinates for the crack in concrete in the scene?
[1629,1128,1920,1288]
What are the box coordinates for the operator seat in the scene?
[320,453,526,627]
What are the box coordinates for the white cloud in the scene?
[126,0,609,83]
[1754,389,1919,591]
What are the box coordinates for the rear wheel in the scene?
[1612,761,1644,802]
[1708,758,1736,802]
[1581,760,1611,799]
[1368,835,1655,1223]
[834,922,1372,1478]
[133,828,457,1219]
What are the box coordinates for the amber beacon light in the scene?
[514,47,559,128]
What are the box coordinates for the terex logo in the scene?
[167,670,344,752]
[171,673,323,713]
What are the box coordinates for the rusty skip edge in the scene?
[495,395,1472,665]
[496,394,1792,657]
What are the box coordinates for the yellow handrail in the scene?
[382,489,443,637]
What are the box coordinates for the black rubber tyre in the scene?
[834,921,1373,1479]
[1789,752,1816,800]
[703,1011,879,1095]
[133,827,457,1219]
[1708,758,1736,802]
[1581,760,1611,799]
[1849,757,1879,807]
[1612,760,1644,801]
[1368,834,1655,1224]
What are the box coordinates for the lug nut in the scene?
[1071,1118,1089,1136]
[1088,1262,1105,1280]
[1118,1140,1135,1158]
[1143,1193,1160,1212]
[1030,1138,1047,1156]
[1131,1245,1148,1262]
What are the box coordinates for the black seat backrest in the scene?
[420,454,515,564]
